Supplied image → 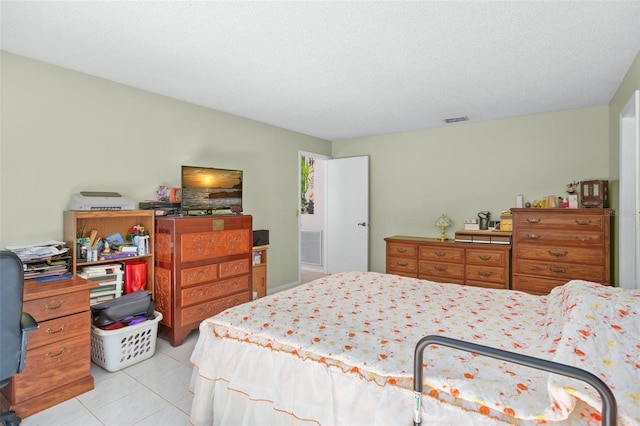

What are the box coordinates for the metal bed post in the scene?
[413,335,617,426]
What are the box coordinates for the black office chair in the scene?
[0,251,38,426]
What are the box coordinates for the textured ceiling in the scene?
[2,1,640,141]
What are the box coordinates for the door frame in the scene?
[298,150,331,281]
[618,90,640,289]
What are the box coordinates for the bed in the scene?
[189,271,639,425]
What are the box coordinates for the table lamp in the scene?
[435,214,453,242]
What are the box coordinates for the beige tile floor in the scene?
[20,329,199,426]
[18,273,328,426]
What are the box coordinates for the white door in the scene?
[326,156,369,273]
[619,90,640,289]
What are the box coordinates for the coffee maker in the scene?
[478,211,491,230]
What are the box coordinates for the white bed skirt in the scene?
[189,320,508,426]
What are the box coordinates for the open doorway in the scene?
[298,152,370,284]
[299,151,329,283]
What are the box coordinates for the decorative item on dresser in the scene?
[0,276,96,418]
[511,208,612,295]
[154,215,253,346]
[385,236,511,290]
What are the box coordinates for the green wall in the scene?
[332,107,610,274]
[0,51,331,288]
[2,50,638,289]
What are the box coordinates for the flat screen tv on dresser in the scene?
[181,165,243,213]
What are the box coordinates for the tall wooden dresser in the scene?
[0,277,96,418]
[511,208,612,295]
[154,215,253,346]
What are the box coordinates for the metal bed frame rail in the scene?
[413,335,617,426]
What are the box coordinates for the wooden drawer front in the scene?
[154,267,173,327]
[180,229,251,262]
[387,243,417,258]
[512,275,568,295]
[465,265,506,285]
[27,311,90,350]
[181,290,252,325]
[516,260,605,282]
[515,213,605,231]
[23,291,88,323]
[514,230,603,247]
[181,264,218,288]
[154,232,172,263]
[419,261,464,281]
[465,249,507,267]
[219,258,250,278]
[419,246,464,263]
[181,275,250,307]
[387,256,417,275]
[12,335,90,400]
[514,246,603,265]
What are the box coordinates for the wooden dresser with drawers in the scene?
[511,208,612,295]
[0,277,96,418]
[154,215,253,346]
[385,236,511,290]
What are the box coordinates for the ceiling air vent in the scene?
[444,116,469,123]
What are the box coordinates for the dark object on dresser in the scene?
[0,251,39,426]
[253,229,269,246]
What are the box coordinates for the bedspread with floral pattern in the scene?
[209,271,639,424]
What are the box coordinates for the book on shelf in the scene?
[99,252,138,261]
[82,263,123,273]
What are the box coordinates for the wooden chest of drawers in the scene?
[385,236,511,289]
[154,215,253,346]
[511,208,612,295]
[0,277,95,419]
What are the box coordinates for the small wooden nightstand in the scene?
[252,246,268,298]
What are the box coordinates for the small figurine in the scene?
[566,181,580,194]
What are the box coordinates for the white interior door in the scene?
[326,156,369,273]
[619,90,640,289]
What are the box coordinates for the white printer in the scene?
[68,192,135,211]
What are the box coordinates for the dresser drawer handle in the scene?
[575,236,594,242]
[478,255,492,261]
[575,220,592,225]
[396,262,409,267]
[548,266,568,274]
[46,324,67,335]
[434,266,447,272]
[396,248,407,254]
[46,347,66,358]
[434,251,446,257]
[525,234,541,240]
[547,250,568,257]
[45,300,65,310]
[477,271,493,278]
[526,218,541,224]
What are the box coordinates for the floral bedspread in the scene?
[209,271,639,424]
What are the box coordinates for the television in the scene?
[181,165,243,212]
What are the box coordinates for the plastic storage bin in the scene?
[90,311,163,372]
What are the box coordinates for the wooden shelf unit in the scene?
[63,210,155,295]
[252,246,268,298]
